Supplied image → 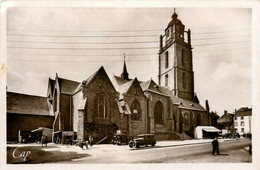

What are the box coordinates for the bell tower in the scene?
[158,10,195,102]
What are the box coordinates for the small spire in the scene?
[172,8,178,19]
[121,53,129,80]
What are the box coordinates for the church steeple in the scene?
[158,9,195,102]
[121,53,129,80]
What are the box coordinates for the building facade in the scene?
[217,110,235,134]
[234,107,252,135]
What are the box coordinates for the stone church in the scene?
[7,11,210,143]
[46,11,209,143]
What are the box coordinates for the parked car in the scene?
[129,134,156,148]
[112,134,129,145]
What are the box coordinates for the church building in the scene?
[7,11,210,143]
[46,11,209,143]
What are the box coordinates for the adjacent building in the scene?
[7,92,54,142]
[217,110,235,134]
[234,107,252,135]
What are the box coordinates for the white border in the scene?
[1,1,259,170]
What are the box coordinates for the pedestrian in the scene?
[89,135,94,147]
[212,137,219,155]
[79,138,85,149]
[85,140,89,149]
[41,135,45,146]
[44,136,48,146]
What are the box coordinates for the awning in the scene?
[202,128,221,132]
[52,131,61,134]
[31,128,43,133]
[31,127,52,133]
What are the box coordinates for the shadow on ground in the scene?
[7,146,90,164]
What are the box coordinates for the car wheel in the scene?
[151,143,155,146]
[129,142,134,148]
[136,143,140,148]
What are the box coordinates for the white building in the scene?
[234,107,252,135]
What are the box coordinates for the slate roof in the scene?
[140,79,206,111]
[7,92,51,116]
[140,80,166,95]
[170,95,205,111]
[117,79,135,95]
[235,107,252,117]
[74,70,98,94]
[111,75,137,100]
[57,78,80,95]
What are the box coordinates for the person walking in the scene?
[212,137,219,155]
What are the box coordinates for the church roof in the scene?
[113,75,131,87]
[140,79,166,95]
[57,77,80,95]
[170,95,205,111]
[167,12,183,29]
[74,66,117,94]
[112,75,137,100]
[7,92,51,116]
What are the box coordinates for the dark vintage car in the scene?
[129,134,156,148]
[112,134,129,145]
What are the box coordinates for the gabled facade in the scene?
[74,67,122,143]
[217,110,235,134]
[112,76,148,137]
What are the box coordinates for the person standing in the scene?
[44,136,48,146]
[41,135,46,146]
[89,135,94,147]
[212,137,219,155]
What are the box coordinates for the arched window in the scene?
[154,101,163,124]
[183,72,186,89]
[96,93,109,119]
[131,99,141,121]
[165,74,168,87]
[165,51,169,68]
[184,113,189,126]
[196,114,201,126]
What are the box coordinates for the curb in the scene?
[156,139,236,148]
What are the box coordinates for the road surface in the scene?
[63,139,252,163]
[7,139,251,163]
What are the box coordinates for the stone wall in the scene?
[60,94,71,131]
[80,69,122,141]
[146,92,171,140]
[72,91,83,133]
[124,80,147,137]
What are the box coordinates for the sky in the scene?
[6,7,252,116]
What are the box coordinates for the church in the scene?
[7,11,210,144]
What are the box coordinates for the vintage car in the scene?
[111,134,129,145]
[129,134,156,148]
